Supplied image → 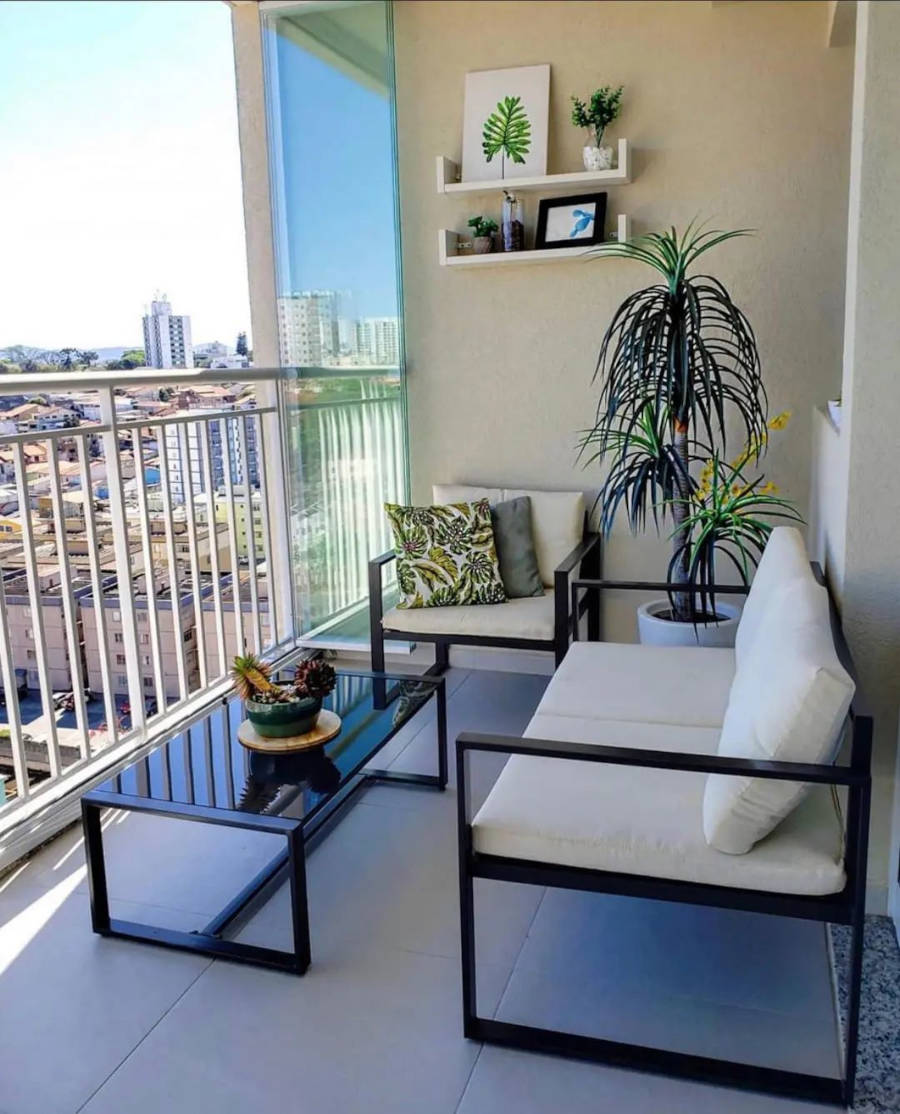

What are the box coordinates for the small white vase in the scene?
[583,144,614,171]
[637,599,742,648]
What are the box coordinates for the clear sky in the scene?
[272,18,398,320]
[0,0,251,352]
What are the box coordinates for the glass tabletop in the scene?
[98,671,439,823]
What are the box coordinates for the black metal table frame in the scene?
[82,671,447,976]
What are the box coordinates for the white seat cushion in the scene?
[536,641,735,729]
[704,578,855,854]
[432,484,584,587]
[473,715,845,896]
[383,590,554,641]
[735,526,815,666]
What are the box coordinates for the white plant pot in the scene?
[583,144,614,171]
[637,599,742,648]
[827,399,842,430]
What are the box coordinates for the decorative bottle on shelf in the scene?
[501,191,525,252]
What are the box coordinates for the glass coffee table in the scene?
[81,670,446,974]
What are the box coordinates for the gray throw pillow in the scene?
[490,497,544,599]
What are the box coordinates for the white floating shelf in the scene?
[439,214,632,268]
[436,139,631,194]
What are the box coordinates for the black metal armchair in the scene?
[368,523,601,674]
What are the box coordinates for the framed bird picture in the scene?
[535,192,608,250]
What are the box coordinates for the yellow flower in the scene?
[760,481,779,495]
[768,410,792,431]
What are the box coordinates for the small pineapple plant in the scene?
[232,653,337,739]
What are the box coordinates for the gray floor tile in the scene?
[496,964,840,1076]
[514,889,836,1018]
[0,888,209,1114]
[80,946,508,1114]
[384,670,549,806]
[232,796,544,972]
[457,1045,839,1114]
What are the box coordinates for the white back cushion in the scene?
[735,527,814,667]
[703,577,855,854]
[433,484,584,586]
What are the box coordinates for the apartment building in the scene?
[200,574,272,680]
[1,566,87,691]
[81,575,203,701]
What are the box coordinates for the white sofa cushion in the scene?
[473,713,845,895]
[703,578,855,854]
[535,640,735,729]
[382,590,554,641]
[432,484,584,587]
[735,526,814,666]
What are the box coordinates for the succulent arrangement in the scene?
[231,654,336,706]
[232,654,338,739]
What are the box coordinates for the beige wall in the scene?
[811,0,900,921]
[395,0,852,623]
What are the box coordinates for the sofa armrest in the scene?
[370,550,397,569]
[571,577,750,596]
[368,551,397,672]
[554,532,602,577]
[552,534,601,662]
[455,730,870,827]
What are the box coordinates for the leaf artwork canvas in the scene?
[461,64,550,183]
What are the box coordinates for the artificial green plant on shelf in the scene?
[578,223,801,633]
[571,85,623,170]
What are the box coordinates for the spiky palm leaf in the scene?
[482,95,531,171]
[581,222,768,620]
[231,654,275,701]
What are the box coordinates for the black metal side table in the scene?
[82,670,446,974]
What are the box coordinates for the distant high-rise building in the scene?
[277,291,340,367]
[142,296,194,369]
[355,317,400,366]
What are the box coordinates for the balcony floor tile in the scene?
[0,667,849,1114]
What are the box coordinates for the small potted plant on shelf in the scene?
[232,654,337,738]
[570,85,624,171]
[467,215,498,254]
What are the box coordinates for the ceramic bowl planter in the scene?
[637,600,742,648]
[473,235,494,254]
[246,694,322,738]
[583,144,614,171]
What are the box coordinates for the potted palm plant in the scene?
[232,654,336,738]
[579,223,800,646]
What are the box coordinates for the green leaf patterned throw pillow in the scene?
[385,499,507,609]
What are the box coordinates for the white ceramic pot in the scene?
[637,599,742,648]
[583,144,614,171]
[827,399,842,430]
[473,235,493,255]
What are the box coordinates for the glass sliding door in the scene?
[262,0,406,640]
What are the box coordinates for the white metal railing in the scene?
[0,364,407,867]
[0,368,296,867]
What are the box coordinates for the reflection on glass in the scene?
[263,1,407,636]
